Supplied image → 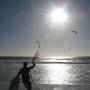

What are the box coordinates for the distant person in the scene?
[15,52,38,90]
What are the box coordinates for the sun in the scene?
[50,8,68,24]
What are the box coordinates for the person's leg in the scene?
[27,82,31,90]
[23,80,32,90]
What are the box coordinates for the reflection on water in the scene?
[45,64,71,84]
[0,58,90,85]
[32,63,90,85]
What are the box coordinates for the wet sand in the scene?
[22,84,90,90]
[1,82,90,90]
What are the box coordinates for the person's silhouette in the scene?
[15,52,38,90]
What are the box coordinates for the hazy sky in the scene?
[0,0,90,57]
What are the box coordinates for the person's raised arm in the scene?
[28,51,39,70]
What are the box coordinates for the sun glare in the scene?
[48,56,71,59]
[50,8,68,24]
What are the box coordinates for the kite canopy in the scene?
[72,31,78,34]
[36,41,40,48]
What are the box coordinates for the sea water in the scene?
[0,57,90,90]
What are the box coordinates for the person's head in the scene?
[23,62,27,68]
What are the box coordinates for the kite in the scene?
[72,31,78,34]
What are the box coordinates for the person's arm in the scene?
[28,60,35,70]
[28,51,39,70]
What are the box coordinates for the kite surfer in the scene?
[15,52,38,90]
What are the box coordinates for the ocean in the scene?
[0,57,90,90]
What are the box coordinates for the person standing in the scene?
[15,52,38,90]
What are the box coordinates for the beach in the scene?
[0,58,90,90]
[1,83,90,90]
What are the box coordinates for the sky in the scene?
[0,0,90,57]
